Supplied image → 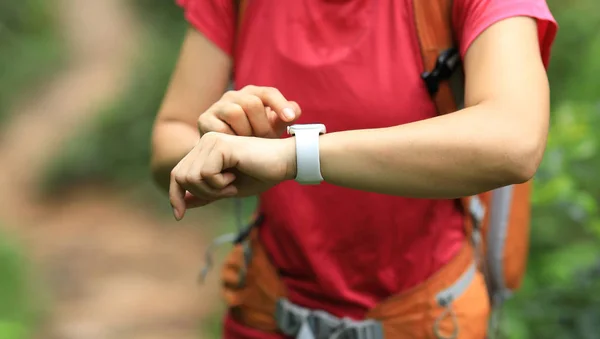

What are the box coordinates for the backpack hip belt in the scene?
[214,221,487,339]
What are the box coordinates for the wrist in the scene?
[282,136,297,181]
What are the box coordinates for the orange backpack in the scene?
[412,0,532,312]
[225,0,531,331]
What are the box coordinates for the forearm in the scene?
[151,120,199,192]
[318,103,544,198]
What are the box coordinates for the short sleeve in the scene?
[452,0,558,68]
[176,0,235,56]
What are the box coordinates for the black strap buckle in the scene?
[421,47,460,96]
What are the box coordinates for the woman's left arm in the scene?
[316,16,549,198]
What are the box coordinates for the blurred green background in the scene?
[0,0,599,338]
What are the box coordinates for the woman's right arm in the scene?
[151,27,232,192]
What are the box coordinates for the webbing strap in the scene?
[275,259,476,339]
[198,232,238,283]
[435,261,477,307]
[433,261,477,339]
[469,196,485,227]
[468,196,486,272]
[487,186,513,296]
[198,200,259,284]
[488,292,507,339]
[275,298,384,339]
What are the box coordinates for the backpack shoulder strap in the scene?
[413,0,464,115]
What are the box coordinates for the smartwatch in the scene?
[287,124,327,185]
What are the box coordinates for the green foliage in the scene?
[0,0,63,122]
[546,0,600,104]
[201,306,226,339]
[40,1,187,199]
[0,2,61,337]
[498,2,600,337]
[0,231,38,339]
[501,100,600,339]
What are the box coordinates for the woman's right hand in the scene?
[197,85,302,138]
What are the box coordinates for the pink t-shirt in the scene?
[177,1,557,338]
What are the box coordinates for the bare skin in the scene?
[151,17,550,221]
[150,29,302,193]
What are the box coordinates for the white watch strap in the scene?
[294,129,323,185]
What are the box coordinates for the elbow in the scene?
[503,135,546,185]
[487,99,549,186]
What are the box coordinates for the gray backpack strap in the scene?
[466,187,518,339]
[275,298,384,339]
[486,186,514,302]
[274,260,476,339]
[433,261,477,339]
[435,262,477,307]
[198,198,256,285]
[197,232,238,283]
[485,186,516,339]
[468,195,486,268]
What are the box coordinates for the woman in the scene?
[151,0,557,338]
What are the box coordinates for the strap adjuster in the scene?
[421,47,460,96]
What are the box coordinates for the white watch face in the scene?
[287,124,326,135]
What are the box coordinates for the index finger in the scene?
[240,85,300,123]
[169,173,187,221]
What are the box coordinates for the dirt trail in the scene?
[0,0,223,338]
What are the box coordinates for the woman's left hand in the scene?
[169,132,296,220]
